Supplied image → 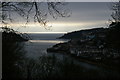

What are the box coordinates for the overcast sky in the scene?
[8,2,113,33]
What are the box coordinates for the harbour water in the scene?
[24,33,68,58]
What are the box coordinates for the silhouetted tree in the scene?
[0,2,70,27]
[106,0,120,49]
[111,0,120,23]
[2,38,25,79]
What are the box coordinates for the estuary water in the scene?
[24,33,68,58]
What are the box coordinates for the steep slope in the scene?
[59,28,106,39]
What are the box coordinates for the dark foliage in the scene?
[1,27,29,42]
[106,22,120,49]
[2,27,27,80]
[2,41,25,80]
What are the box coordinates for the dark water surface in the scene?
[24,33,68,58]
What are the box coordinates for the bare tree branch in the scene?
[0,2,71,28]
[111,0,120,23]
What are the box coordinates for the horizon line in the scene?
[2,0,118,2]
[23,32,67,34]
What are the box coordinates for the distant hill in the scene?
[59,28,106,39]
[48,23,120,63]
[2,32,29,42]
[58,22,120,49]
[1,27,29,42]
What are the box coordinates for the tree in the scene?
[0,2,71,27]
[1,2,71,79]
[111,0,120,23]
[106,0,120,49]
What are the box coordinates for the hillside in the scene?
[59,28,106,40]
[47,23,120,68]
[1,27,29,42]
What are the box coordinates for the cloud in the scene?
[2,2,112,32]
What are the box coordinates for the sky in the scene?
[2,2,113,33]
[1,0,118,2]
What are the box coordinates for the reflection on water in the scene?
[24,33,68,58]
[29,39,68,43]
[24,39,68,58]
